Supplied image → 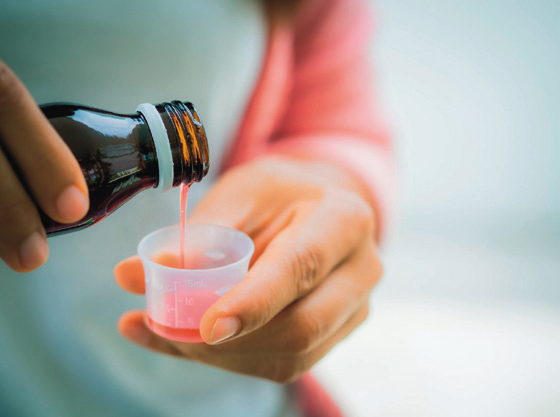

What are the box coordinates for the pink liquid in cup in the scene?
[146,318,204,343]
[146,289,221,342]
[139,225,254,344]
[146,288,221,342]
[146,252,220,342]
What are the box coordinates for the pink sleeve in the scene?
[224,0,395,240]
[267,0,395,240]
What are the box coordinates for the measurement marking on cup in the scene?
[174,296,194,306]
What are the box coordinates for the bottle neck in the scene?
[136,101,209,192]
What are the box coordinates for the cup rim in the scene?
[137,223,255,273]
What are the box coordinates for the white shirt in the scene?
[0,1,300,416]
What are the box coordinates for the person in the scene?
[0,0,393,415]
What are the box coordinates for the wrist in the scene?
[256,153,377,213]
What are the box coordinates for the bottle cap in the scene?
[136,103,174,192]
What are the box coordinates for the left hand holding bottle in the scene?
[114,156,383,383]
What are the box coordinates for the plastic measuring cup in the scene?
[138,224,254,343]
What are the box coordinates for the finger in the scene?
[114,250,190,294]
[114,255,145,294]
[0,60,88,224]
[181,302,371,383]
[261,301,370,383]
[118,311,182,358]
[0,148,48,271]
[118,303,370,383]
[201,241,381,354]
[200,190,375,344]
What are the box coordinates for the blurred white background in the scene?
[316,1,560,416]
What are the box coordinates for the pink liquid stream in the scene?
[146,183,217,343]
[148,183,202,343]
[179,182,190,269]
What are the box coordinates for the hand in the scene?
[0,60,89,272]
[115,156,383,383]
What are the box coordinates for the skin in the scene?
[0,59,383,384]
[0,60,89,272]
[115,156,383,383]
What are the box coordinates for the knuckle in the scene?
[360,251,383,290]
[249,293,277,329]
[284,312,322,355]
[346,192,376,233]
[331,189,375,236]
[285,244,322,297]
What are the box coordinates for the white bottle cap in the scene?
[136,103,174,192]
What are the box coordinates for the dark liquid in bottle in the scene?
[40,104,158,235]
[39,101,209,236]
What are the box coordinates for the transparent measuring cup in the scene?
[137,224,254,343]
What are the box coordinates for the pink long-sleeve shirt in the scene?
[226,0,394,240]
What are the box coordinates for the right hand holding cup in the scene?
[115,156,383,383]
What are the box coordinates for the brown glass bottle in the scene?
[39,100,209,236]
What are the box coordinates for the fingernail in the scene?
[55,185,88,221]
[210,317,241,344]
[19,231,49,269]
